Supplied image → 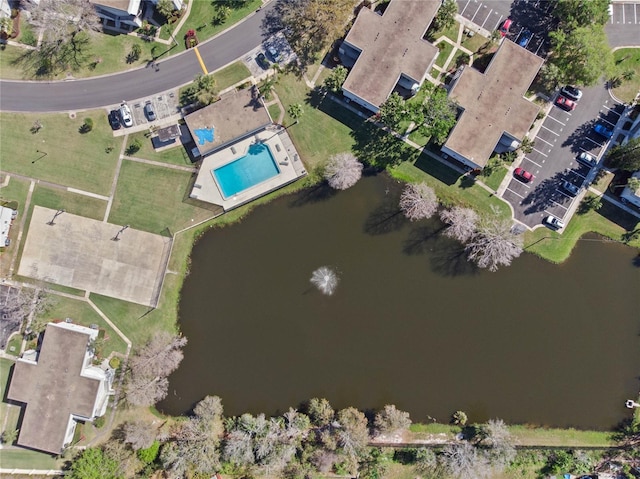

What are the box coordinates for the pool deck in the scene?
[190,125,306,210]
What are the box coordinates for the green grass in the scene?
[173,0,262,56]
[429,21,460,44]
[591,170,615,194]
[214,61,252,91]
[0,45,33,80]
[108,160,217,235]
[267,103,282,123]
[0,112,121,195]
[407,127,431,146]
[435,41,455,68]
[126,131,192,165]
[409,422,458,434]
[5,335,22,356]
[462,33,490,54]
[508,425,613,447]
[0,358,14,396]
[18,16,37,47]
[31,184,107,221]
[39,295,128,356]
[0,174,30,207]
[451,48,471,69]
[0,449,62,469]
[612,48,640,103]
[524,193,640,262]
[480,166,508,191]
[90,292,176,350]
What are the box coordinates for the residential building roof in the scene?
[444,40,544,168]
[184,87,272,157]
[89,0,139,15]
[7,323,102,454]
[341,0,439,110]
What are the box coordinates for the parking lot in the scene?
[610,2,640,24]
[244,32,296,79]
[501,86,624,228]
[457,0,557,57]
[109,91,181,134]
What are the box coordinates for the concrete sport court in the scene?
[19,207,171,306]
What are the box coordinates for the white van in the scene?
[119,104,133,127]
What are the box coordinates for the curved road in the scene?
[0,4,275,112]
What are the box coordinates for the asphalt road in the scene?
[501,85,624,228]
[0,3,275,112]
[605,2,640,47]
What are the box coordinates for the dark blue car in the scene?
[593,123,613,139]
[518,30,532,47]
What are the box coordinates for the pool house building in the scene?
[187,87,306,211]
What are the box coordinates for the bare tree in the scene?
[373,404,411,436]
[324,153,364,190]
[122,420,156,451]
[336,407,369,458]
[125,332,187,407]
[399,182,438,221]
[440,206,478,243]
[29,0,101,43]
[439,442,491,479]
[465,212,523,272]
[479,419,516,469]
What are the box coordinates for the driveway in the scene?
[0,3,275,112]
[501,85,625,228]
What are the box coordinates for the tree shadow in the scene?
[288,182,338,207]
[363,202,406,236]
[429,237,479,278]
[402,220,447,256]
[521,171,573,215]
[561,120,600,154]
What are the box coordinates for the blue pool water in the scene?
[213,143,279,198]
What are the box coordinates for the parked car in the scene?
[593,122,614,139]
[144,102,156,121]
[499,18,512,37]
[555,95,576,111]
[561,180,580,196]
[543,215,565,230]
[561,85,582,101]
[256,52,270,69]
[267,45,282,62]
[518,29,532,47]
[108,110,121,130]
[577,152,597,167]
[514,167,533,183]
[119,104,133,127]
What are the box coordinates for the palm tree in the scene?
[287,103,304,124]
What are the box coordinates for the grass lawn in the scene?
[173,0,262,56]
[508,425,613,447]
[126,131,192,166]
[0,112,121,195]
[0,175,31,273]
[0,45,34,80]
[451,49,471,69]
[5,335,22,355]
[0,358,14,398]
[591,170,615,194]
[612,48,640,103]
[108,160,217,235]
[0,449,62,469]
[462,33,489,53]
[429,22,460,44]
[435,41,454,68]
[524,193,640,262]
[480,165,508,191]
[39,295,128,356]
[267,103,282,123]
[214,61,252,91]
[31,183,107,221]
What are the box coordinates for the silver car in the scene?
[543,215,565,230]
[119,104,133,127]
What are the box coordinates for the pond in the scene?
[160,173,640,430]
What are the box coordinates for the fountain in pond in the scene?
[310,266,339,296]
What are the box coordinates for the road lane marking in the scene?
[540,125,560,136]
[193,46,208,75]
[546,115,566,126]
[532,148,548,157]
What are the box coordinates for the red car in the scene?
[514,167,533,183]
[555,95,576,111]
[499,18,512,37]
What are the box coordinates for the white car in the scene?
[577,152,597,168]
[119,104,133,127]
[543,215,565,230]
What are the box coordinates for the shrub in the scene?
[126,138,142,155]
[137,440,160,464]
[93,416,105,428]
[80,118,93,133]
[109,356,121,369]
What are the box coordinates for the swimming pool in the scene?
[212,143,280,198]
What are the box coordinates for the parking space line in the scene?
[506,188,524,199]
[492,14,503,31]
[480,9,492,28]
[470,3,482,22]
[460,0,471,15]
[622,4,625,23]
[585,137,604,148]
[540,125,560,136]
[546,115,566,126]
[524,156,542,168]
[550,197,569,209]
[535,136,554,146]
[635,3,637,23]
[532,148,548,157]
[599,117,617,127]
[601,105,621,115]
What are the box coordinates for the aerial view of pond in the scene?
[160,173,640,430]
